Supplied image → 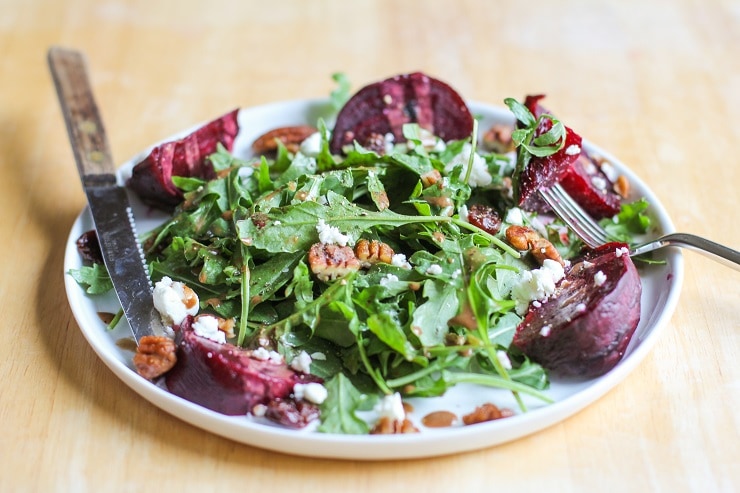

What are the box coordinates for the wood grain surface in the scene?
[1,1,738,492]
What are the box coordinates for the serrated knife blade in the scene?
[49,46,163,343]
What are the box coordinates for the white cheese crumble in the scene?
[591,176,608,191]
[575,303,587,313]
[615,246,629,258]
[293,382,328,404]
[444,143,492,188]
[565,144,581,156]
[252,347,284,364]
[582,260,594,269]
[252,404,267,417]
[425,264,443,275]
[192,315,225,344]
[383,132,396,154]
[299,132,322,157]
[539,325,552,337]
[153,276,199,326]
[290,350,313,374]
[594,270,607,286]
[496,350,512,370]
[391,253,412,269]
[505,207,525,226]
[237,166,254,179]
[379,273,399,287]
[600,162,619,182]
[510,259,566,315]
[458,204,469,222]
[374,392,405,422]
[316,219,350,246]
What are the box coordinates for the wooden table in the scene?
[2,1,738,491]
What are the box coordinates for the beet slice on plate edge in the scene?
[329,72,474,153]
[126,109,240,210]
[164,317,320,428]
[512,242,642,379]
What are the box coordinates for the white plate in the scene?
[64,99,684,460]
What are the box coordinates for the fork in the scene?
[539,184,740,271]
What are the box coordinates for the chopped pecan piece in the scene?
[614,175,630,198]
[482,123,515,153]
[505,225,564,266]
[462,403,514,425]
[133,336,177,380]
[354,239,394,267]
[251,125,317,154]
[370,417,420,434]
[307,243,361,281]
[420,169,442,188]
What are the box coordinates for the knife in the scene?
[49,47,163,343]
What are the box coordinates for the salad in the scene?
[69,72,651,434]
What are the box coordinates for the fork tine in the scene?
[539,185,608,248]
[548,185,610,244]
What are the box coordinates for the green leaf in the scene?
[317,373,370,434]
[410,280,459,346]
[330,72,352,111]
[601,197,652,242]
[504,97,536,127]
[366,312,416,360]
[67,264,113,295]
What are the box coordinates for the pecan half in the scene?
[505,225,564,266]
[482,123,515,153]
[133,336,177,380]
[370,417,419,434]
[462,403,514,425]
[354,239,394,267]
[307,243,361,281]
[251,125,317,154]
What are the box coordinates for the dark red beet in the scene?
[467,204,503,235]
[559,153,621,219]
[76,230,103,264]
[127,109,239,210]
[165,318,321,426]
[330,72,473,153]
[517,95,621,219]
[512,242,641,378]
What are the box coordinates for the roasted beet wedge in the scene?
[127,109,239,210]
[518,95,621,219]
[517,99,583,212]
[330,72,473,153]
[164,318,320,426]
[512,242,641,378]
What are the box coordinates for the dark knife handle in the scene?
[48,47,117,187]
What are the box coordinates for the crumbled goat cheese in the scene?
[316,219,350,246]
[299,132,322,157]
[379,273,399,287]
[290,350,313,374]
[600,162,619,182]
[391,253,412,269]
[575,303,587,313]
[591,176,608,191]
[153,276,199,326]
[252,404,267,417]
[374,392,406,422]
[293,382,328,404]
[511,259,566,315]
[496,350,512,370]
[426,264,443,275]
[540,325,552,337]
[383,133,395,154]
[238,166,254,179]
[565,144,581,156]
[582,260,594,269]
[252,347,284,364]
[192,315,225,343]
[615,246,629,258]
[458,204,469,222]
[594,271,607,286]
[444,143,492,188]
[505,207,525,226]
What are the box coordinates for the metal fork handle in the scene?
[631,233,740,271]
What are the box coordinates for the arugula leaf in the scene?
[601,198,652,242]
[317,373,370,434]
[330,72,351,111]
[67,264,113,295]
